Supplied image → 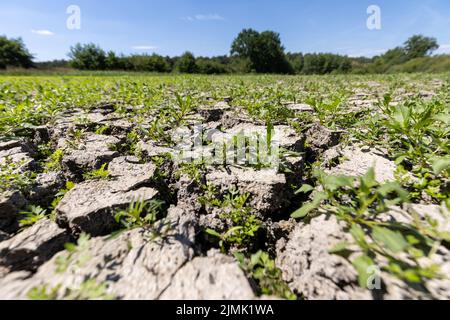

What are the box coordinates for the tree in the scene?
[68,43,107,70]
[35,59,70,69]
[404,35,439,59]
[300,53,351,75]
[230,29,293,74]
[145,54,171,72]
[124,54,170,72]
[286,53,304,74]
[383,47,407,64]
[196,58,228,74]
[175,51,197,73]
[230,29,260,60]
[105,51,121,70]
[0,36,34,69]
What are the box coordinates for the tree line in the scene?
[0,30,443,74]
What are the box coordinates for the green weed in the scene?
[82,163,110,180]
[19,205,47,229]
[235,251,297,300]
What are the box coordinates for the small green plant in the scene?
[292,168,409,219]
[292,168,448,288]
[55,232,92,274]
[27,284,61,300]
[147,118,172,144]
[65,128,85,149]
[124,129,143,156]
[396,164,448,203]
[95,124,110,135]
[63,279,115,300]
[44,149,64,172]
[28,232,115,300]
[306,93,346,128]
[82,163,109,180]
[49,181,75,220]
[0,157,36,193]
[359,95,450,203]
[176,159,205,184]
[27,279,115,300]
[173,92,194,125]
[205,188,262,252]
[150,153,172,179]
[146,93,195,145]
[36,141,53,160]
[74,115,92,126]
[19,205,47,229]
[235,251,296,300]
[114,199,168,240]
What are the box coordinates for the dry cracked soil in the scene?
[1,78,449,300]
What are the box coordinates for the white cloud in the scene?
[435,44,450,55]
[31,29,54,36]
[183,13,225,21]
[131,45,158,50]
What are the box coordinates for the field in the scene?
[0,73,449,300]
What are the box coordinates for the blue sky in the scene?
[1,0,450,61]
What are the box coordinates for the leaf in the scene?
[291,204,314,219]
[431,157,450,175]
[205,228,221,238]
[291,192,327,219]
[65,181,75,191]
[295,184,314,194]
[392,105,411,130]
[377,182,408,201]
[329,241,351,253]
[224,226,243,238]
[362,167,378,188]
[233,252,245,266]
[372,226,409,253]
[403,269,421,283]
[394,155,407,165]
[329,241,353,258]
[434,113,450,125]
[350,224,368,248]
[250,250,263,267]
[352,254,375,288]
[437,231,450,243]
[64,243,77,252]
[323,175,354,192]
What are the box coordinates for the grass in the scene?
[19,205,47,229]
[204,187,262,253]
[235,250,297,300]
[0,157,36,194]
[82,163,110,180]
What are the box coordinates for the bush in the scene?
[286,53,304,74]
[0,35,34,69]
[388,55,450,73]
[68,43,107,70]
[175,52,197,73]
[302,53,351,75]
[196,58,228,74]
[121,54,170,72]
